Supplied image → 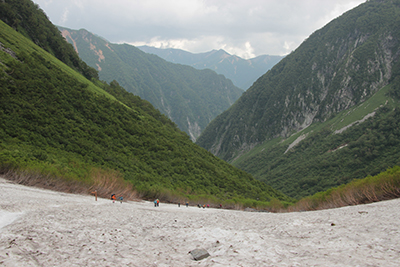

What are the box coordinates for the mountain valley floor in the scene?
[0,177,399,266]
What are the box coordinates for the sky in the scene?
[32,0,365,59]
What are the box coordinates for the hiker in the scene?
[197,204,201,208]
[119,196,123,204]
[111,194,116,203]
[186,202,189,207]
[157,199,159,207]
[207,204,209,208]
[154,199,157,207]
[178,202,180,207]
[219,204,222,209]
[203,204,205,209]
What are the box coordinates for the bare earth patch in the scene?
[0,177,399,266]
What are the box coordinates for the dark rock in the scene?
[244,207,257,212]
[190,248,210,261]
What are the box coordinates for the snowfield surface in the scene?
[0,177,399,266]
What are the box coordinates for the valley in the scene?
[1,0,400,213]
[1,1,400,265]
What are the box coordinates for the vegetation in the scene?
[288,166,400,212]
[0,8,290,207]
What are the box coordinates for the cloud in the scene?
[129,36,256,59]
[32,0,366,57]
[60,8,69,25]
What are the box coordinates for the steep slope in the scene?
[197,0,400,198]
[59,27,243,141]
[198,0,400,161]
[0,0,98,81]
[138,46,284,90]
[0,3,289,204]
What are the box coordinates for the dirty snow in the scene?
[334,112,376,134]
[0,177,399,266]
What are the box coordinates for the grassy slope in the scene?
[232,84,400,199]
[288,166,400,212]
[0,19,290,205]
[234,84,395,166]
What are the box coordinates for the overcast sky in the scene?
[32,0,365,59]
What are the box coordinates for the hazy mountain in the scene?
[59,27,243,141]
[197,0,400,198]
[0,0,289,204]
[138,46,284,90]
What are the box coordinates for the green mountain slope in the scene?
[197,0,400,198]
[234,86,400,199]
[59,27,243,141]
[137,46,284,90]
[0,3,289,204]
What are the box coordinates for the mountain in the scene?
[58,27,243,141]
[138,46,284,90]
[197,0,400,198]
[0,0,290,205]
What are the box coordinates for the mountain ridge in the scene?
[197,0,400,161]
[137,45,284,90]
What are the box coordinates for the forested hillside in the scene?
[0,1,290,205]
[0,0,98,81]
[59,27,243,141]
[138,46,283,90]
[236,94,400,198]
[197,0,400,198]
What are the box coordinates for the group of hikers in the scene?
[111,194,123,203]
[110,194,223,209]
[196,203,222,209]
[155,200,223,209]
[177,202,189,207]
